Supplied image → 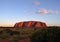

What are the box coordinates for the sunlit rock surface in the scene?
[14,21,47,28]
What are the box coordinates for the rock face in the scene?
[14,21,47,28]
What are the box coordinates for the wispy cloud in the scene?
[36,8,48,14]
[24,8,59,14]
[33,1,41,6]
[24,10,35,14]
[36,8,59,14]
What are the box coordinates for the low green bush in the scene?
[8,35,19,42]
[8,35,27,42]
[9,31,20,35]
[3,29,20,35]
[30,28,60,42]
[0,34,9,39]
[0,30,3,34]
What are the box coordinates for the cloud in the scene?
[33,1,41,6]
[24,10,35,14]
[48,10,59,14]
[35,8,59,14]
[24,8,59,14]
[36,8,48,14]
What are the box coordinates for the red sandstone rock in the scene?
[14,21,47,28]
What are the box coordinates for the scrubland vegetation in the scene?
[0,26,60,42]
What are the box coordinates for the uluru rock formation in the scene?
[14,21,47,28]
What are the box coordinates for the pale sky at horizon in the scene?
[0,0,60,27]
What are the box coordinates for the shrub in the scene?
[19,35,28,39]
[8,35,19,42]
[3,29,12,33]
[3,29,20,35]
[30,28,60,42]
[10,31,20,35]
[0,30,3,34]
[8,35,27,42]
[0,34,9,39]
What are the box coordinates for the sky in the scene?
[0,0,60,27]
